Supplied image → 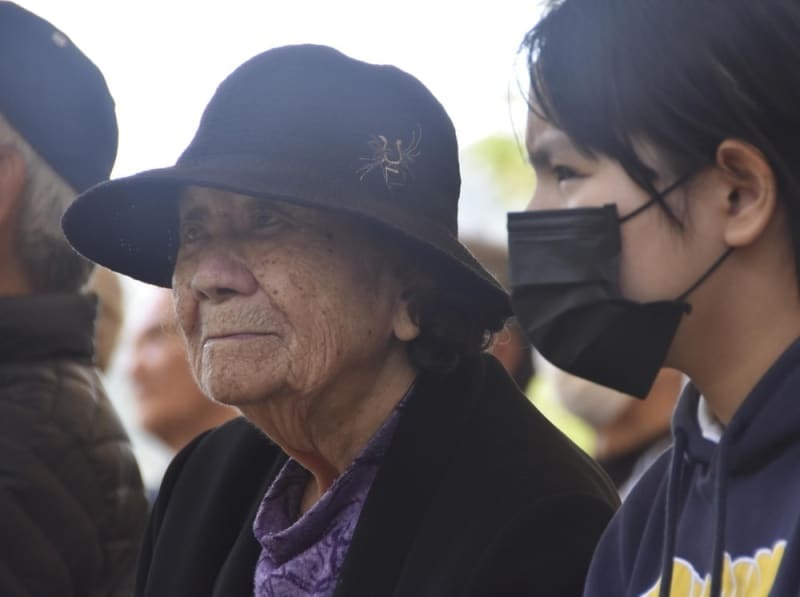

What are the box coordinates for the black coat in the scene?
[136,354,619,596]
[0,294,148,597]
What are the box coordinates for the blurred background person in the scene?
[539,360,682,499]
[87,266,124,373]
[463,237,534,391]
[129,288,239,497]
[0,4,147,595]
[466,238,604,453]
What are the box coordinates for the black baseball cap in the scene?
[0,2,117,192]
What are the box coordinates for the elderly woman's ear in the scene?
[392,293,421,342]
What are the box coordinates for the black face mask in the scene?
[507,187,731,398]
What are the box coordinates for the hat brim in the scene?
[63,157,511,318]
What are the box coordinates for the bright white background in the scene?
[21,0,543,485]
[23,1,539,175]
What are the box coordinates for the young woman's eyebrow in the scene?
[527,133,576,168]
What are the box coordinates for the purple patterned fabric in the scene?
[253,393,409,596]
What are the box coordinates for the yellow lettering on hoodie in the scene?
[641,541,786,597]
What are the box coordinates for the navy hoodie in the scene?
[584,337,800,596]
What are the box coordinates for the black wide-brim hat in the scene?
[63,44,510,319]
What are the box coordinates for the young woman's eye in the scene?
[552,165,580,183]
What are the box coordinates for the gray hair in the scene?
[0,113,93,291]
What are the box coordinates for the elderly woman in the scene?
[63,45,617,596]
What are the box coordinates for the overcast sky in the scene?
[23,1,540,176]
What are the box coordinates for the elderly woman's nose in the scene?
[189,252,258,303]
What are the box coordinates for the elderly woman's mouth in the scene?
[202,332,274,346]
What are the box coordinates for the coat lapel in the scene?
[212,449,288,596]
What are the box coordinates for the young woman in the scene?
[509,2,800,595]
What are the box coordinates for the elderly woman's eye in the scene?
[252,210,279,229]
[180,222,206,243]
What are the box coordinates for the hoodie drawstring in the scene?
[709,434,730,597]
[659,428,687,597]
[658,428,730,597]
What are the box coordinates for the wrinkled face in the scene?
[525,110,726,305]
[172,187,408,407]
[129,291,211,439]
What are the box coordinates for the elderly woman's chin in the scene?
[192,336,289,407]
[199,363,288,408]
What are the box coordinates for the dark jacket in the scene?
[137,354,619,596]
[0,294,148,597]
[584,337,800,597]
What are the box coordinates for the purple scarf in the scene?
[253,393,409,596]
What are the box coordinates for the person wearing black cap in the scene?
[64,44,617,596]
[0,3,148,596]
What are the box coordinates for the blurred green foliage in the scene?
[526,374,596,456]
[465,133,536,209]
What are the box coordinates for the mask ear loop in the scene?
[616,170,732,315]
[676,248,734,313]
[618,173,695,223]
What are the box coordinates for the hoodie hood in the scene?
[584,335,800,597]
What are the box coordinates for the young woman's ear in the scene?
[715,139,777,248]
[0,145,26,227]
